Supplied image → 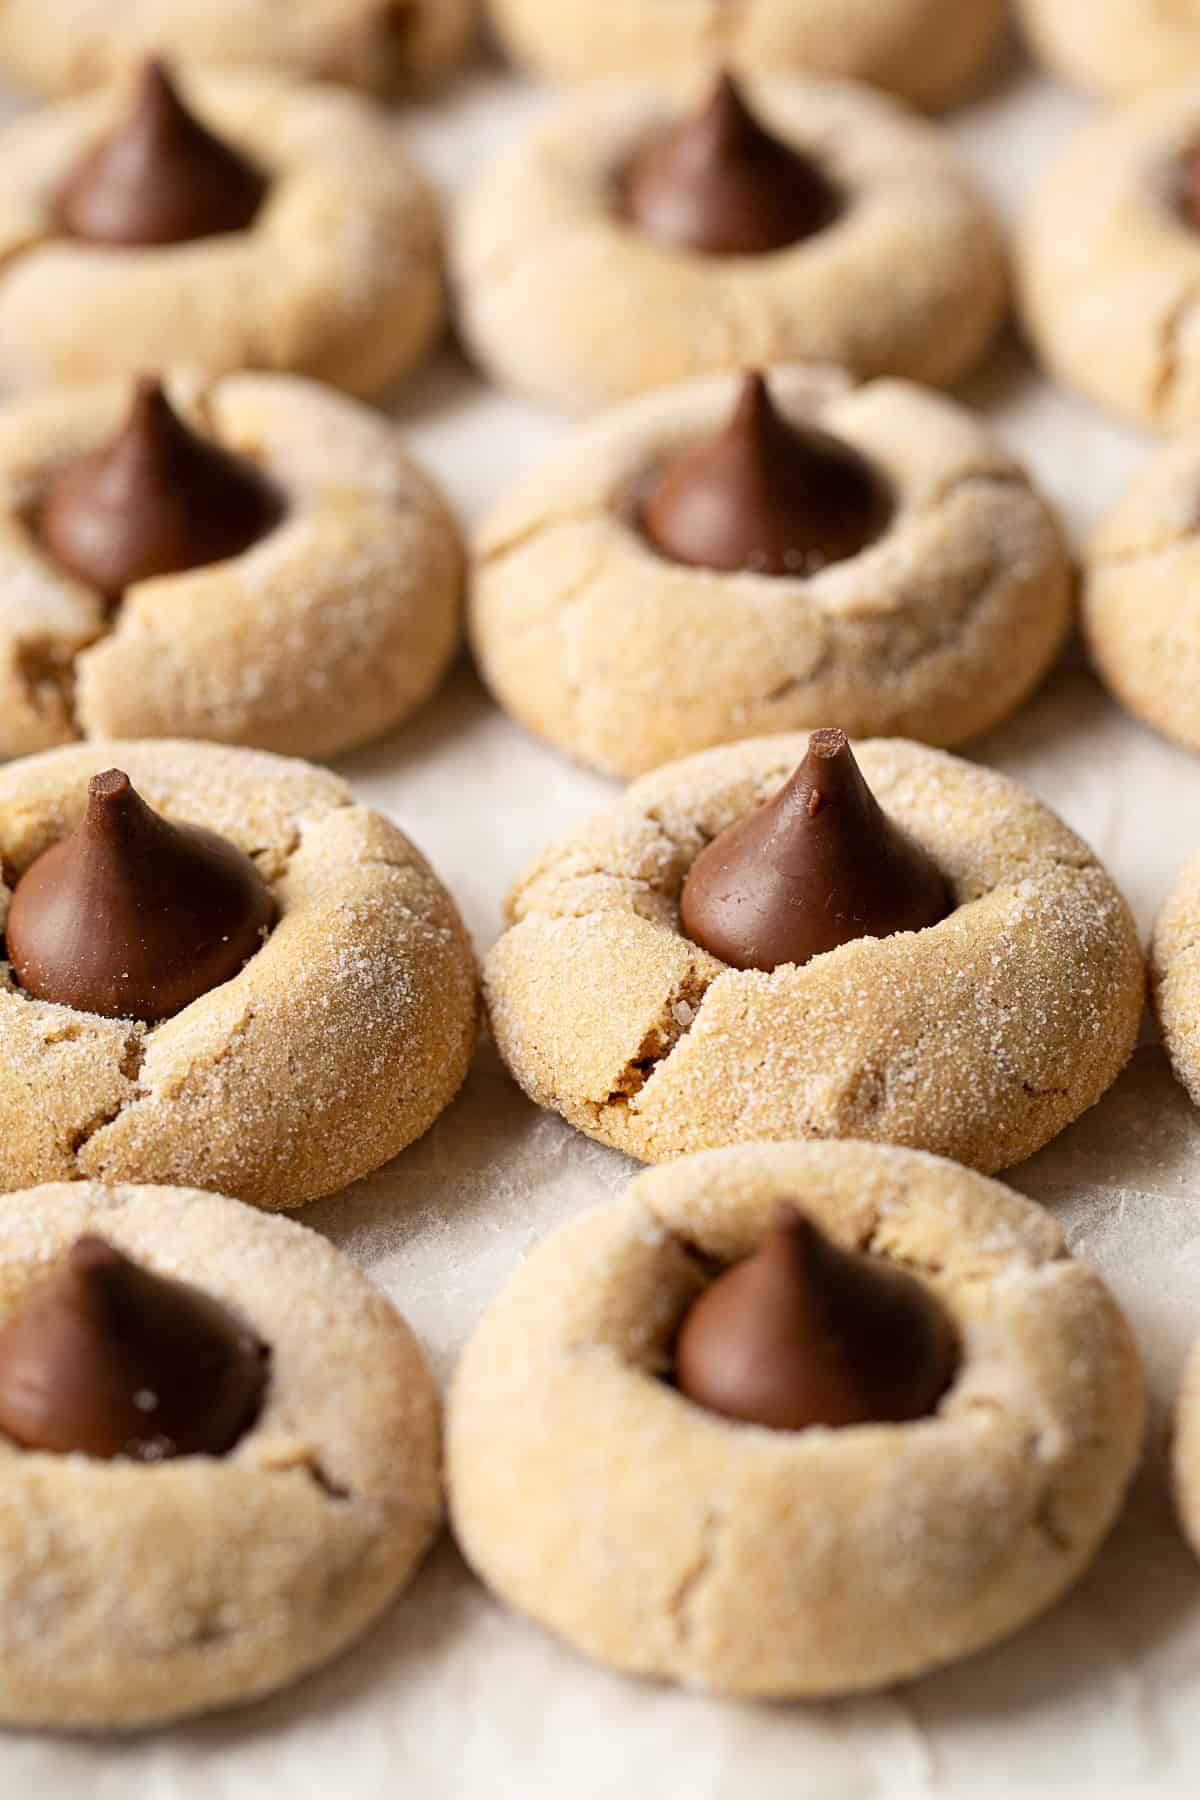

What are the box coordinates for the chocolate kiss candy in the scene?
[641,372,892,576]
[675,1205,958,1431]
[679,728,949,971]
[5,769,278,1024]
[58,59,266,247]
[37,377,284,601]
[0,1235,268,1459]
[620,70,840,257]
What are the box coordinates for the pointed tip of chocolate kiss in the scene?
[620,70,840,257]
[88,767,130,804]
[36,374,284,599]
[5,768,278,1023]
[674,1204,958,1432]
[56,54,267,248]
[641,371,892,577]
[679,727,949,971]
[0,1233,268,1460]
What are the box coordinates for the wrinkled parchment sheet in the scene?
[5,44,1200,1800]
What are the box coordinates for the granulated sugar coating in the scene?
[0,1180,443,1729]
[0,740,478,1209]
[485,734,1144,1172]
[0,68,445,397]
[448,1141,1144,1698]
[0,371,463,762]
[472,369,1072,777]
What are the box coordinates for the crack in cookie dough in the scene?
[0,742,478,1210]
[668,1505,723,1653]
[487,736,1143,1172]
[603,967,719,1105]
[67,1031,146,1163]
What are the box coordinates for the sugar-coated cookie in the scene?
[0,371,462,761]
[0,0,474,96]
[0,1181,442,1729]
[449,1140,1144,1697]
[0,741,478,1210]
[1152,853,1200,1113]
[1019,82,1200,429]
[0,64,445,396]
[486,0,1007,111]
[473,366,1070,776]
[485,734,1143,1171]
[1019,0,1200,98]
[1083,432,1200,752]
[452,74,1007,414]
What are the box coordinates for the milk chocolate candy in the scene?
[641,372,891,575]
[37,377,284,600]
[679,728,949,970]
[674,1204,958,1431]
[5,769,278,1023]
[57,59,266,247]
[0,1235,268,1460]
[621,71,840,258]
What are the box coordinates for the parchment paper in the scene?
[4,41,1200,1800]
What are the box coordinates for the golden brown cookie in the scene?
[0,0,474,96]
[1083,432,1200,752]
[0,371,463,761]
[1173,1328,1200,1562]
[1018,82,1200,430]
[448,1141,1145,1697]
[0,1180,442,1729]
[473,367,1071,776]
[1151,852,1200,1112]
[484,734,1144,1171]
[0,740,478,1210]
[486,0,1006,110]
[0,66,445,396]
[1019,0,1200,97]
[452,75,1008,413]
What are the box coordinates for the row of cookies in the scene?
[0,42,1184,785]
[0,717,1180,1720]
[13,716,1200,1205]
[16,0,1200,113]
[15,1132,1200,1728]
[5,344,1194,792]
[9,19,1200,439]
[0,1,1005,112]
[0,716,1187,1725]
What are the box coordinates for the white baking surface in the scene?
[5,35,1200,1799]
